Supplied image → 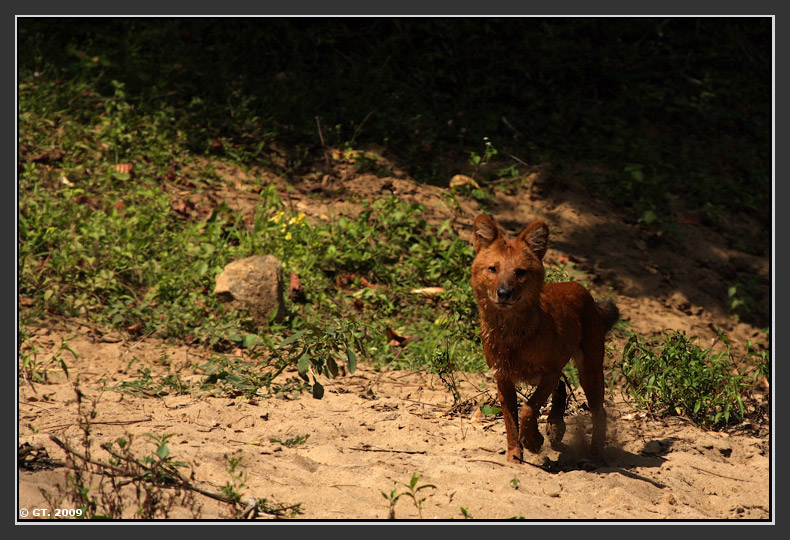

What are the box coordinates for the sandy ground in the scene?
[17,157,771,522]
[18,332,770,521]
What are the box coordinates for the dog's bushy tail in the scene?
[596,301,620,333]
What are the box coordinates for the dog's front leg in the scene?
[519,371,562,453]
[496,377,522,463]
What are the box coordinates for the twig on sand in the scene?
[689,464,754,482]
[467,458,506,467]
[41,416,152,431]
[350,444,426,455]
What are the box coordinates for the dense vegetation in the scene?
[19,19,770,217]
[18,18,770,422]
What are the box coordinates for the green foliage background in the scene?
[19,18,771,219]
[18,18,771,411]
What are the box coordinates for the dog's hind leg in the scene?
[576,339,607,457]
[546,379,567,449]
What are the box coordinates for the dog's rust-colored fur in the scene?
[471,215,619,463]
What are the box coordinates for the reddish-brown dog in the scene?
[471,215,619,463]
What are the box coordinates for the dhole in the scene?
[470,215,619,463]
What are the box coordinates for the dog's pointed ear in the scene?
[518,221,549,260]
[473,215,501,252]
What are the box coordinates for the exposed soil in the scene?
[17,155,771,521]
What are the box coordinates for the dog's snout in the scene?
[497,286,513,301]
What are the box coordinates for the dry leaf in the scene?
[335,272,358,290]
[289,271,302,294]
[335,273,376,291]
[410,287,445,297]
[335,274,350,290]
[126,322,143,335]
[289,271,307,303]
[331,149,364,161]
[386,327,411,347]
[449,174,480,189]
[172,198,195,216]
[112,163,133,175]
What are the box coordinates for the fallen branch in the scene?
[49,435,128,476]
[240,497,258,519]
[18,442,65,471]
[97,439,241,506]
[49,434,297,518]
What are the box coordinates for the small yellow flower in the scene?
[288,212,307,226]
[285,232,292,241]
[269,210,285,224]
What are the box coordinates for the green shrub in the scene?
[616,330,749,427]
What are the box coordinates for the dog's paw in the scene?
[506,447,523,463]
[520,430,544,454]
[590,440,607,462]
[546,418,566,449]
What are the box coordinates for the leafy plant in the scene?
[291,319,365,398]
[141,433,189,481]
[108,366,190,398]
[269,435,310,448]
[220,456,246,506]
[468,137,499,174]
[381,472,436,519]
[616,330,751,427]
[198,317,365,400]
[745,334,770,395]
[19,335,76,388]
[480,404,501,417]
[427,343,462,405]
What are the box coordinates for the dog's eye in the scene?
[515,268,528,278]
[488,266,497,274]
